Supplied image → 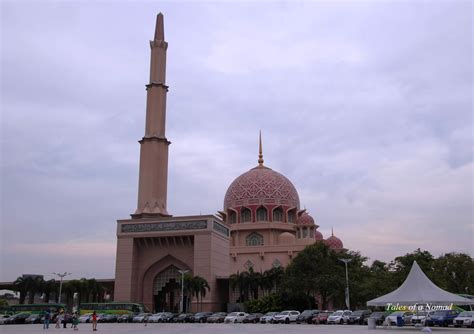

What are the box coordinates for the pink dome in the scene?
[314,229,323,241]
[297,212,315,225]
[325,234,343,249]
[224,165,300,210]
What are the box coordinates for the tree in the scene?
[282,242,345,309]
[230,271,250,303]
[13,276,28,304]
[433,252,474,294]
[41,279,58,304]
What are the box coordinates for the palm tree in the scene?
[230,271,250,302]
[13,276,28,304]
[193,276,210,311]
[41,279,58,303]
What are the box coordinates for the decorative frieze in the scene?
[121,220,207,233]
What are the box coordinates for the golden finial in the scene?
[331,227,334,236]
[258,130,264,166]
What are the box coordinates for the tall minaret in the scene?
[132,13,171,218]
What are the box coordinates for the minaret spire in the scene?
[258,130,264,166]
[332,227,334,236]
[133,13,171,218]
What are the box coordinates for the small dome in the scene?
[297,212,315,225]
[325,234,343,249]
[278,232,296,245]
[314,229,323,241]
[224,165,300,211]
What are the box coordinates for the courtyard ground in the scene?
[0,323,473,334]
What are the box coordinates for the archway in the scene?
[153,265,181,312]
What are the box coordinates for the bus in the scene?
[78,302,144,315]
[9,303,66,315]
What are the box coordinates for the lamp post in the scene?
[339,259,351,310]
[178,270,189,313]
[53,272,71,304]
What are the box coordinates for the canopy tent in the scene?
[367,261,474,306]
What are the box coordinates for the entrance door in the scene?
[152,265,183,312]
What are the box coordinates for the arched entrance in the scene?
[153,265,182,312]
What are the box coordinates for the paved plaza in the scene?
[1,324,473,334]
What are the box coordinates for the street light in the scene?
[178,270,189,313]
[53,272,71,304]
[339,259,351,310]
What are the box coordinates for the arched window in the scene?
[246,232,264,246]
[287,209,296,223]
[297,229,301,239]
[310,227,315,238]
[272,207,283,222]
[302,227,308,238]
[228,210,237,224]
[256,207,268,222]
[241,208,251,223]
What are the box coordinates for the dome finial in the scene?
[258,130,264,166]
[332,227,334,236]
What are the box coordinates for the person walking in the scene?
[43,310,50,329]
[55,312,61,328]
[72,312,79,331]
[92,311,98,331]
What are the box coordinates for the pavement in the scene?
[0,323,473,334]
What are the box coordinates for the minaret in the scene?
[132,13,171,218]
[258,130,264,167]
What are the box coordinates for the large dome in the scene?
[224,165,300,210]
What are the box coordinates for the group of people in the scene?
[43,310,97,331]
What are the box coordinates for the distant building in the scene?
[114,13,344,312]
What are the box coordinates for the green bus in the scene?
[9,303,66,315]
[79,302,144,315]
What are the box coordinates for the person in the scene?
[43,310,50,330]
[72,312,79,331]
[55,312,61,328]
[63,312,68,328]
[92,311,98,331]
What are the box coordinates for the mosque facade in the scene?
[114,13,344,312]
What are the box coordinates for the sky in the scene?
[1,0,472,282]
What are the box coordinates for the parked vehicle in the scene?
[224,312,248,323]
[117,313,134,323]
[296,309,319,324]
[191,312,213,323]
[347,310,371,325]
[78,313,92,323]
[260,312,277,323]
[312,311,331,324]
[148,312,173,323]
[272,310,300,324]
[98,314,117,323]
[454,311,474,328]
[173,313,194,323]
[410,311,432,325]
[327,310,352,324]
[425,310,460,327]
[132,312,152,323]
[4,313,30,324]
[366,311,386,325]
[243,313,263,323]
[206,312,226,323]
[25,313,44,324]
[0,315,11,325]
[386,311,413,326]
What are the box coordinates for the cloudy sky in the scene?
[1,1,472,282]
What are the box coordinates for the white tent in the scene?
[367,261,474,306]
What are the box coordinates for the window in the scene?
[241,207,251,223]
[256,207,268,221]
[228,210,237,224]
[287,209,296,223]
[310,227,314,238]
[272,207,283,221]
[244,260,254,270]
[302,227,308,238]
[246,232,264,246]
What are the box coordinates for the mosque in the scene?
[114,13,344,312]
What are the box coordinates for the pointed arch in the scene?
[256,206,268,222]
[246,232,264,246]
[241,207,252,223]
[272,206,284,222]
